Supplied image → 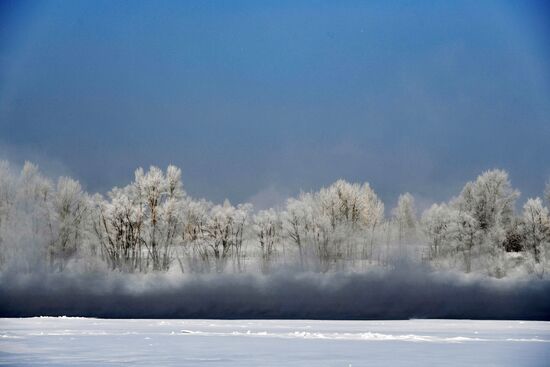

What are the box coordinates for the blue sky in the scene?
[1,0,549,209]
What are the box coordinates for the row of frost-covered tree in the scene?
[0,160,549,277]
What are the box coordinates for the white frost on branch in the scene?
[0,162,549,277]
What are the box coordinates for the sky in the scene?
[0,0,549,210]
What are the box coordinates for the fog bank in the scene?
[1,268,549,320]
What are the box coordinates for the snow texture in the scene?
[0,318,549,366]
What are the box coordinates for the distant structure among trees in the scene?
[0,160,549,277]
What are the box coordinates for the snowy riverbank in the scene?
[1,318,549,366]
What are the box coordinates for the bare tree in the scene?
[49,177,88,270]
[393,193,417,245]
[253,209,281,272]
[521,198,550,265]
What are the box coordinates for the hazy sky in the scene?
[1,0,549,209]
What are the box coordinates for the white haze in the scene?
[0,159,549,319]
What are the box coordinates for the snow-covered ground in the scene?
[1,318,549,366]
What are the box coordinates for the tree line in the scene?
[0,160,548,277]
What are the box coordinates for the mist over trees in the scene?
[1,160,549,278]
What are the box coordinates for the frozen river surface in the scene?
[1,318,549,366]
